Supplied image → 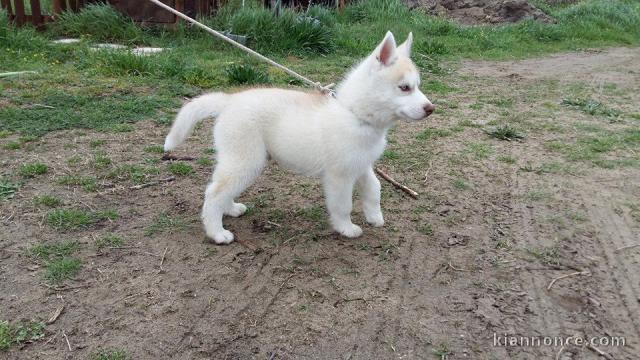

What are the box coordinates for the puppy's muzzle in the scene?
[424,103,435,118]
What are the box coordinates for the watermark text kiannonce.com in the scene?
[493,333,626,348]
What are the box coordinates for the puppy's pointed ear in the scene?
[374,31,397,66]
[397,32,413,57]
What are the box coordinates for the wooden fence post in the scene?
[30,0,43,26]
[1,0,14,22]
[14,0,25,26]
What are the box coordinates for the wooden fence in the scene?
[1,0,346,28]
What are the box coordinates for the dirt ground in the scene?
[2,47,640,359]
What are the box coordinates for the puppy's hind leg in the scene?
[202,155,266,244]
[323,173,362,238]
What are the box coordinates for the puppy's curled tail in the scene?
[164,92,229,151]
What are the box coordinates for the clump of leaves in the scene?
[561,98,621,120]
[485,125,524,141]
[225,63,270,85]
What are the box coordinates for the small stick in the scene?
[615,243,640,252]
[162,153,196,161]
[547,271,589,290]
[62,331,72,351]
[586,343,614,360]
[46,305,65,324]
[447,262,468,272]
[130,176,176,190]
[374,167,418,199]
[160,247,168,268]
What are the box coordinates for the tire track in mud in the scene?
[582,186,640,339]
[512,173,567,357]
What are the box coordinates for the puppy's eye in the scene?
[399,85,411,92]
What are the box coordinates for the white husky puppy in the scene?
[164,31,434,244]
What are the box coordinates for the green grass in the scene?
[416,128,452,140]
[46,208,117,231]
[167,163,194,176]
[497,155,517,164]
[28,241,82,284]
[485,125,524,141]
[58,175,98,192]
[196,157,213,167]
[0,179,19,200]
[145,213,186,236]
[225,63,270,85]
[91,349,129,360]
[562,97,622,120]
[465,142,493,160]
[107,165,159,184]
[95,233,124,249]
[0,0,639,140]
[144,145,164,154]
[0,321,45,350]
[452,179,470,190]
[33,195,62,207]
[19,162,48,178]
[45,257,82,283]
[92,152,112,169]
[382,149,400,160]
[546,128,640,167]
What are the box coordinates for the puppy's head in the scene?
[367,32,434,122]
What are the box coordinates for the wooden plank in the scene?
[30,0,42,26]
[68,0,78,12]
[14,0,26,26]
[52,0,62,15]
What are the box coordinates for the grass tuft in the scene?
[19,163,48,178]
[33,195,62,207]
[225,63,270,85]
[167,163,194,176]
[0,321,45,350]
[145,213,186,236]
[485,125,525,141]
[561,97,622,120]
[0,179,19,200]
[95,234,124,249]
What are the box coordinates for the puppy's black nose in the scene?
[424,103,435,117]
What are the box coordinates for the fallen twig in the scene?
[46,305,65,324]
[547,271,590,291]
[374,167,418,199]
[162,153,196,161]
[62,331,72,351]
[130,176,176,190]
[160,247,168,269]
[615,243,640,252]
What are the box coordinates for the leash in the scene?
[147,0,335,95]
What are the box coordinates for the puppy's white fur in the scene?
[164,31,433,244]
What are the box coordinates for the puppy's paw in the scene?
[226,203,247,217]
[366,213,384,227]
[211,230,234,244]
[335,223,363,238]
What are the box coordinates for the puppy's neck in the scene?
[335,58,396,130]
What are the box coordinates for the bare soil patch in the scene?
[2,47,640,359]
[406,0,553,24]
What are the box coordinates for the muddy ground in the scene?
[1,48,640,359]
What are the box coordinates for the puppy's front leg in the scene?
[357,167,384,227]
[323,173,362,238]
